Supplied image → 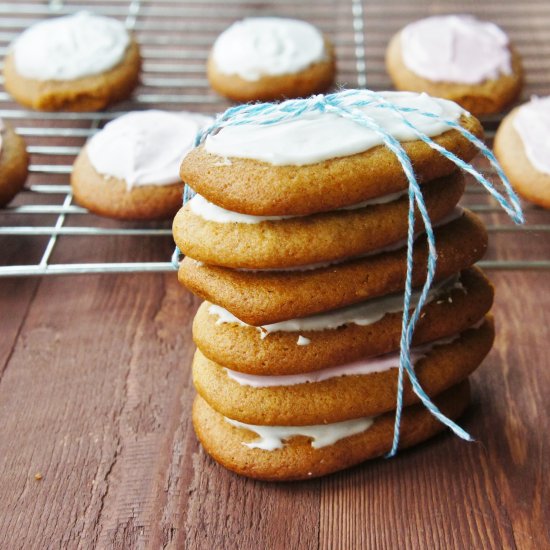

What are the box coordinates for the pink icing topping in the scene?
[401,15,512,85]
[224,331,466,388]
[513,96,550,176]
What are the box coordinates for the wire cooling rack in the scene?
[0,0,549,276]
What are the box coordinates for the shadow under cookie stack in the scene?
[173,91,497,481]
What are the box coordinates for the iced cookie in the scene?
[494,96,550,209]
[181,92,482,216]
[193,316,493,425]
[174,172,464,269]
[386,15,522,116]
[3,12,141,111]
[0,121,29,207]
[193,267,494,375]
[179,210,487,325]
[193,380,471,481]
[72,110,211,220]
[207,18,336,102]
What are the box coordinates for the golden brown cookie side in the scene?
[173,172,464,269]
[386,33,523,116]
[179,210,488,325]
[192,381,470,481]
[207,38,336,102]
[0,124,29,207]
[180,115,483,216]
[3,38,141,112]
[193,316,493,425]
[494,108,550,209]
[193,267,494,375]
[71,147,184,221]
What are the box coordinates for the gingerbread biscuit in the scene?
[72,111,211,220]
[494,100,550,209]
[179,210,487,325]
[193,380,470,481]
[3,12,141,111]
[193,316,493,425]
[386,16,522,116]
[174,172,464,269]
[181,116,482,216]
[72,147,183,220]
[193,267,494,375]
[207,18,335,102]
[0,122,29,207]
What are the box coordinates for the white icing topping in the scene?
[87,110,212,189]
[513,96,550,176]
[209,274,461,337]
[204,91,465,166]
[211,17,326,81]
[225,331,464,388]
[401,15,512,85]
[225,416,374,450]
[12,12,130,81]
[297,335,311,346]
[188,189,406,224]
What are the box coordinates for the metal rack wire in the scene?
[0,0,549,276]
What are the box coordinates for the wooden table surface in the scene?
[1,1,550,548]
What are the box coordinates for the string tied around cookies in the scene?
[175,89,524,457]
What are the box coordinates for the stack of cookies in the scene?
[173,91,496,481]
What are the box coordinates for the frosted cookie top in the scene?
[12,12,130,81]
[204,91,465,166]
[87,110,212,188]
[401,15,512,85]
[211,17,326,81]
[513,96,550,175]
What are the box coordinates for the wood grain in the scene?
[0,267,548,549]
[0,1,549,548]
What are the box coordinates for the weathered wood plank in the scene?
[315,271,550,549]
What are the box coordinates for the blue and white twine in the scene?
[174,89,524,456]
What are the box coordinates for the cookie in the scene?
[72,111,211,220]
[174,171,464,269]
[3,12,141,111]
[207,18,335,102]
[0,121,29,207]
[193,316,493,425]
[494,97,550,209]
[181,92,482,216]
[193,267,494,375]
[193,380,471,481]
[179,210,487,325]
[386,15,522,116]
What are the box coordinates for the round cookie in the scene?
[207,18,335,102]
[0,121,29,207]
[193,316,493,425]
[3,12,141,111]
[193,380,471,481]
[181,102,482,216]
[494,98,550,209]
[386,15,522,116]
[72,111,211,220]
[179,210,488,325]
[174,171,464,269]
[193,267,494,375]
